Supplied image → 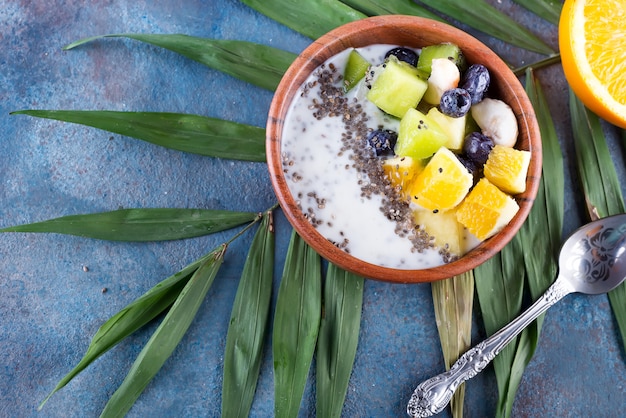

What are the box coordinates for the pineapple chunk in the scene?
[414,209,465,259]
[426,107,467,152]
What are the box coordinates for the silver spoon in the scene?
[407,213,626,418]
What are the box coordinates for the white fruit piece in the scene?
[470,98,518,147]
[426,107,466,152]
[423,58,460,105]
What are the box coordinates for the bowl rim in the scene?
[266,15,542,283]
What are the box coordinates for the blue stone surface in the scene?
[1,1,625,417]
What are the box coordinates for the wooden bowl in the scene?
[266,15,541,283]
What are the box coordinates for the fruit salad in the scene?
[280,43,530,269]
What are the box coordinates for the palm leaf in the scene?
[431,271,474,418]
[569,91,626,350]
[222,211,275,418]
[0,208,256,242]
[316,264,364,418]
[38,251,212,409]
[273,230,322,417]
[416,0,555,55]
[522,68,564,301]
[241,0,367,40]
[100,245,225,417]
[11,110,266,161]
[474,237,528,418]
[512,0,562,25]
[64,35,296,92]
[481,69,566,418]
[339,0,443,21]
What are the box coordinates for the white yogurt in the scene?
[281,45,447,269]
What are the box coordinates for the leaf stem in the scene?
[224,203,279,246]
[513,54,561,76]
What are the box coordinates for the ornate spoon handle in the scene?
[407,277,573,417]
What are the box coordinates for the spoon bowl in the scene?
[407,213,626,417]
[558,215,626,295]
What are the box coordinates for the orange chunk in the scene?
[483,144,531,194]
[456,178,519,240]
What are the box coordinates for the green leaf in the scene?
[38,252,211,409]
[100,245,225,417]
[273,230,322,418]
[512,0,562,26]
[431,272,474,418]
[523,68,564,301]
[0,208,257,242]
[242,0,367,40]
[222,211,275,418]
[416,0,555,55]
[316,264,364,418]
[474,236,526,418]
[472,71,568,418]
[339,0,443,21]
[64,35,296,92]
[11,110,266,161]
[569,92,626,219]
[569,91,626,353]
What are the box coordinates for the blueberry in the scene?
[462,132,494,165]
[367,129,398,156]
[439,88,472,118]
[461,64,490,104]
[384,47,419,67]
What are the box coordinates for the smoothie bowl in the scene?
[267,15,541,283]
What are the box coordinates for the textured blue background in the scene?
[1,1,625,417]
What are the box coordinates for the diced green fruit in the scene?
[343,49,371,92]
[366,57,428,118]
[413,208,465,257]
[426,107,466,152]
[417,43,464,76]
[395,108,449,159]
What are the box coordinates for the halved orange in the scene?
[559,0,626,128]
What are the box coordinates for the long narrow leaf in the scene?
[64,35,296,92]
[38,251,213,409]
[222,211,275,417]
[416,0,555,55]
[569,93,625,219]
[569,91,626,352]
[431,271,474,418]
[273,231,322,417]
[242,0,367,41]
[512,0,562,26]
[339,0,443,21]
[523,68,564,300]
[316,263,364,418]
[1,208,256,242]
[100,245,226,417]
[474,236,527,418]
[11,110,266,161]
